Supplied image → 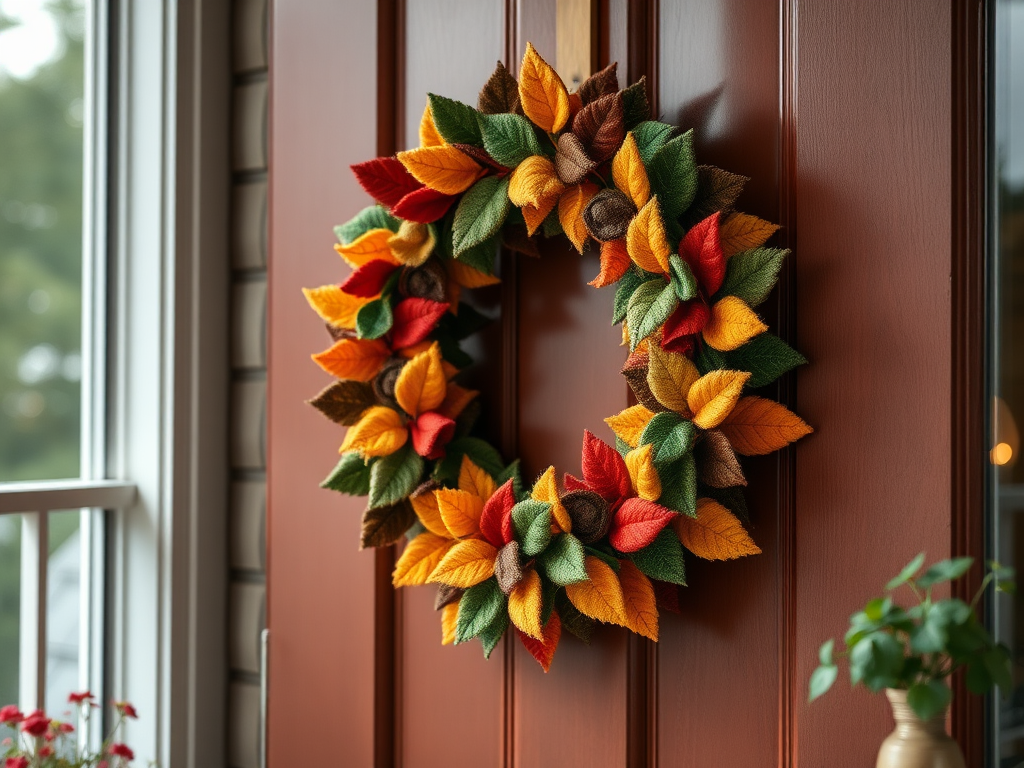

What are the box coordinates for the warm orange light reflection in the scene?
[993,442,1014,466]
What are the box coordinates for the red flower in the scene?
[0,706,23,725]
[38,746,53,758]
[57,721,75,733]
[20,711,50,737]
[68,691,94,705]
[109,743,135,760]
[114,701,138,719]
[5,757,28,768]
[660,212,726,355]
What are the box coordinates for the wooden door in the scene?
[267,1,982,766]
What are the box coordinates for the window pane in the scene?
[0,515,21,707]
[46,509,79,714]
[0,0,87,481]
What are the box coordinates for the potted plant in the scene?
[809,554,1014,768]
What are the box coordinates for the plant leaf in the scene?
[626,196,671,274]
[646,346,700,414]
[632,121,675,164]
[808,664,838,702]
[478,60,521,115]
[508,568,545,639]
[906,680,952,721]
[885,553,927,591]
[916,557,975,589]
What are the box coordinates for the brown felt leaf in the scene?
[583,188,636,243]
[554,132,597,186]
[307,380,377,426]
[478,60,522,115]
[620,351,665,413]
[360,500,415,549]
[495,540,523,595]
[561,490,610,545]
[453,142,509,173]
[578,61,619,105]
[682,165,750,226]
[697,429,748,489]
[434,583,463,611]
[572,92,625,163]
[502,223,542,257]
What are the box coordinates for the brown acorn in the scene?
[373,358,406,410]
[583,188,637,242]
[495,541,524,595]
[399,258,447,303]
[561,490,611,544]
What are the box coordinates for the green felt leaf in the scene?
[433,437,505,485]
[456,236,499,275]
[453,177,511,257]
[612,268,645,325]
[632,120,675,165]
[694,343,727,375]
[808,663,838,702]
[428,93,483,146]
[355,297,393,339]
[434,330,474,371]
[438,302,492,341]
[521,509,553,557]
[668,254,698,302]
[640,411,696,467]
[658,453,697,517]
[629,528,686,585]
[648,130,697,222]
[699,484,750,523]
[478,608,509,658]
[621,77,650,130]
[478,112,543,167]
[321,451,372,495]
[885,552,927,591]
[720,247,788,307]
[496,459,525,499]
[335,205,399,244]
[585,545,621,572]
[626,280,679,351]
[540,577,559,625]
[725,333,807,388]
[455,578,505,644]
[906,680,951,721]
[541,204,563,238]
[615,436,632,457]
[916,557,974,589]
[556,592,595,644]
[539,533,589,586]
[511,500,551,542]
[368,444,423,509]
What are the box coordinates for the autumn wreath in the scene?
[303,43,812,671]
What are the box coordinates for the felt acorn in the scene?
[495,540,524,595]
[561,489,611,544]
[620,349,665,414]
[372,358,407,411]
[554,133,596,186]
[399,258,448,304]
[583,188,636,242]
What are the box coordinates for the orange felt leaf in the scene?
[531,466,571,532]
[397,341,433,359]
[428,537,498,587]
[521,197,558,236]
[459,455,497,501]
[518,610,561,672]
[410,486,449,538]
[508,568,544,640]
[590,239,631,287]
[611,132,650,209]
[718,396,813,456]
[565,556,626,625]
[618,560,659,641]
[437,383,478,420]
[397,145,482,195]
[441,602,459,645]
[508,155,566,210]
[558,182,600,253]
[388,220,436,267]
[626,196,671,274]
[686,370,751,430]
[447,259,502,288]
[334,228,400,268]
[303,285,376,329]
[703,296,768,352]
[393,533,456,586]
[673,497,761,560]
[435,487,485,539]
[625,443,661,501]
[605,404,657,448]
[394,342,446,416]
[646,345,700,415]
[339,406,407,457]
[718,212,780,257]
[518,42,570,133]
[311,337,390,381]
[419,100,445,148]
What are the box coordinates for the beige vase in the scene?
[876,689,966,768]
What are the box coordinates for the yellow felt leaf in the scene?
[339,406,407,457]
[703,296,768,352]
[718,396,813,456]
[311,337,390,382]
[397,145,482,195]
[437,383,478,420]
[686,370,750,430]
[410,487,449,538]
[531,466,571,532]
[612,132,650,209]
[303,285,376,329]
[441,602,459,645]
[388,220,436,267]
[718,212,780,257]
[334,228,400,268]
[565,556,626,625]
[521,197,558,236]
[558,182,600,253]
[604,404,657,448]
[508,568,544,640]
[518,41,570,133]
[673,497,761,560]
[626,196,671,274]
[393,533,456,587]
[624,443,661,501]
[446,259,502,288]
[646,346,700,415]
[419,100,444,148]
[618,560,658,641]
[394,342,446,417]
[459,455,496,501]
[590,238,631,288]
[435,487,484,539]
[428,538,498,587]
[397,341,433,359]
[508,155,566,209]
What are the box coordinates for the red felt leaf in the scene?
[480,479,516,548]
[581,430,631,503]
[409,411,456,459]
[351,157,421,208]
[563,472,588,492]
[608,497,676,553]
[501,499,515,547]
[661,299,709,351]
[679,212,726,295]
[391,298,451,349]
[518,610,561,673]
[392,186,458,224]
[652,579,681,614]
[339,259,400,298]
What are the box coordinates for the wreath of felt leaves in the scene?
[304,43,812,671]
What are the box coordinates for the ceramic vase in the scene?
[876,688,966,768]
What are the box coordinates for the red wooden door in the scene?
[267,1,976,766]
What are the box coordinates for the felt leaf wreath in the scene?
[305,44,813,672]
